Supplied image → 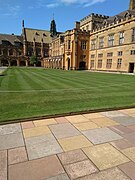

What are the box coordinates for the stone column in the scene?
[17,59,20,66]
[41,39,44,58]
[72,40,76,70]
[26,60,28,67]
[33,39,36,56]
[24,40,27,56]
[8,60,11,66]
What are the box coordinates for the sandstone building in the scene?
[0,0,135,73]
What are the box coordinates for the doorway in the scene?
[129,63,134,73]
[67,58,70,70]
[11,60,17,66]
[79,61,86,70]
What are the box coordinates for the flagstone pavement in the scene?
[1,108,135,180]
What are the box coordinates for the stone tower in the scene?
[129,0,135,10]
[50,18,57,37]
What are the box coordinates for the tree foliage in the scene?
[30,54,38,66]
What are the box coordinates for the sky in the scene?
[0,0,130,35]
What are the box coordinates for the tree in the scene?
[30,54,38,66]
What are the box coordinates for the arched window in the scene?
[3,49,8,56]
[9,49,13,56]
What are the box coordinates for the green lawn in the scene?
[0,67,135,122]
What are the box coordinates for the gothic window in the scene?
[106,59,112,69]
[81,41,87,50]
[99,37,104,48]
[117,59,122,69]
[90,60,94,68]
[132,28,135,42]
[98,60,102,68]
[108,34,114,47]
[91,39,96,50]
[119,31,124,45]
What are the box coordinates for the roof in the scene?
[105,9,135,24]
[0,34,23,45]
[24,28,52,43]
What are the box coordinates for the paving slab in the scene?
[123,132,135,145]
[55,117,68,124]
[111,139,135,150]
[25,134,63,160]
[129,113,135,117]
[83,113,105,119]
[21,121,35,129]
[82,127,122,145]
[122,147,135,162]
[127,124,135,131]
[91,117,118,127]
[65,115,89,124]
[23,126,51,138]
[8,155,65,180]
[73,121,100,131]
[33,118,57,126]
[110,116,135,126]
[119,108,135,115]
[82,143,129,170]
[49,123,80,139]
[46,173,70,180]
[0,150,7,180]
[58,149,88,165]
[101,111,127,118]
[8,147,28,165]
[119,161,135,180]
[58,135,93,152]
[0,133,24,150]
[65,160,98,179]
[109,125,133,135]
[78,167,130,180]
[0,123,21,135]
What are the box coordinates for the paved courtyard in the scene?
[1,108,135,180]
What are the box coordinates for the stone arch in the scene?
[11,60,17,66]
[67,58,70,70]
[20,61,26,66]
[79,61,86,70]
[1,59,9,66]
[3,49,8,56]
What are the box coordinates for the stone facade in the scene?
[0,0,135,73]
[45,0,135,73]
[0,34,24,66]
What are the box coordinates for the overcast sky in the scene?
[0,0,130,35]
